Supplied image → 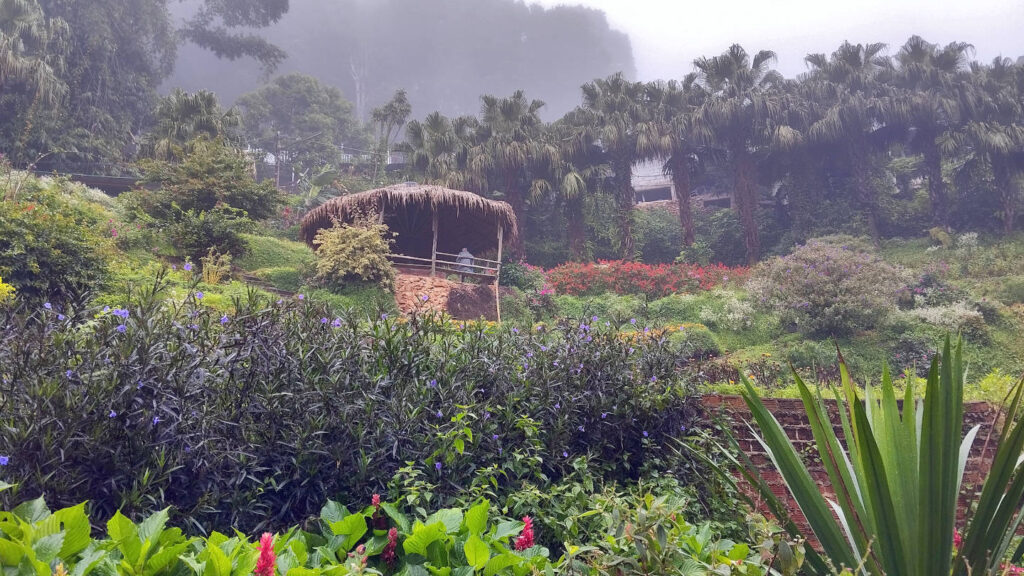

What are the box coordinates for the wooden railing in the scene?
[390,253,499,280]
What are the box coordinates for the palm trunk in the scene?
[669,154,695,246]
[923,141,948,227]
[992,156,1017,235]
[565,197,587,260]
[734,151,760,265]
[614,160,636,259]
[850,145,881,244]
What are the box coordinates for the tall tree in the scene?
[637,78,704,246]
[692,45,800,264]
[0,0,66,102]
[949,57,1024,234]
[237,73,363,179]
[579,73,648,258]
[474,90,559,257]
[179,0,290,71]
[886,35,973,226]
[804,41,893,241]
[144,89,240,161]
[404,112,483,192]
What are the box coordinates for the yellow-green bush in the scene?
[313,221,396,291]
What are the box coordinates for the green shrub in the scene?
[0,284,701,531]
[1000,276,1024,305]
[899,301,988,339]
[635,206,682,264]
[748,238,909,336]
[647,294,703,324]
[252,267,305,292]
[304,284,396,315]
[313,220,396,291]
[554,294,644,327]
[0,176,110,307]
[668,324,720,360]
[168,206,252,264]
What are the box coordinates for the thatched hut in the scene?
[300,183,517,286]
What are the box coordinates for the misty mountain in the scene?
[164,0,635,121]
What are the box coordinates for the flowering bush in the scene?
[313,219,396,291]
[899,301,988,338]
[545,260,745,298]
[0,278,701,533]
[747,239,909,335]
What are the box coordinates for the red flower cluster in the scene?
[255,533,276,576]
[382,527,399,566]
[514,516,535,551]
[545,261,746,298]
[371,493,381,510]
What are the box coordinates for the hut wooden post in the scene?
[495,224,503,323]
[430,210,439,277]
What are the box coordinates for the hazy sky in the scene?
[533,0,1024,80]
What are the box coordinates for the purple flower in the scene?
[221,315,230,325]
[630,318,636,325]
[137,382,143,390]
[152,416,160,425]
[591,315,598,322]
[172,265,177,271]
[562,451,568,458]
[112,308,129,319]
[428,379,437,388]
[604,322,610,327]
[65,370,73,378]
[601,412,608,419]
[103,306,110,313]
[436,410,443,418]
[540,346,547,352]
[44,302,52,310]
[276,299,283,305]
[183,262,193,272]
[512,327,519,334]
[0,456,9,466]
[109,410,117,418]
[492,434,499,440]
[554,402,560,410]
[642,431,649,438]
[435,461,442,471]
[298,294,304,300]
[577,425,585,432]
[381,313,388,320]
[320,317,328,324]
[332,318,342,327]
[57,314,65,321]
[526,352,533,358]
[483,411,491,420]
[628,348,634,354]
[650,376,657,382]
[680,425,687,432]
[421,294,429,302]
[195,292,204,300]
[116,324,127,333]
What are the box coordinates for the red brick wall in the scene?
[702,395,1001,540]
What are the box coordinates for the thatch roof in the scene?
[300,184,518,258]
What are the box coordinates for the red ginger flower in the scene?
[382,527,399,566]
[372,494,381,510]
[954,530,963,549]
[255,533,276,576]
[514,516,535,551]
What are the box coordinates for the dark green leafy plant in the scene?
[726,338,1024,575]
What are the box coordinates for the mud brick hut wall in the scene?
[394,273,498,320]
[703,395,1001,538]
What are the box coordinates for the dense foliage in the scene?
[747,239,909,335]
[0,490,801,576]
[312,220,397,291]
[0,282,704,533]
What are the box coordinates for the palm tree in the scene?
[947,57,1024,234]
[804,41,894,241]
[474,90,559,257]
[579,73,648,259]
[885,35,974,226]
[0,0,67,103]
[637,78,705,246]
[144,89,241,161]
[549,110,605,260]
[404,111,484,192]
[692,45,800,264]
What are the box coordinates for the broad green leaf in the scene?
[320,501,349,526]
[0,539,25,565]
[328,514,367,552]
[465,501,489,535]
[32,533,64,564]
[146,541,191,574]
[285,569,319,576]
[138,508,170,544]
[12,498,49,524]
[403,523,446,557]
[55,503,92,558]
[425,509,463,534]
[464,535,489,569]
[206,543,232,576]
[69,549,108,576]
[493,522,520,541]
[107,512,141,565]
[484,553,520,576]
[381,503,410,533]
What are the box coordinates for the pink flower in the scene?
[255,533,276,576]
[371,493,381,510]
[953,530,962,549]
[382,527,398,566]
[514,516,535,551]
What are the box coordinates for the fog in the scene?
[165,0,635,120]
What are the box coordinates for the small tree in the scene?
[313,217,396,291]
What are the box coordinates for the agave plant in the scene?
[727,338,1024,575]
